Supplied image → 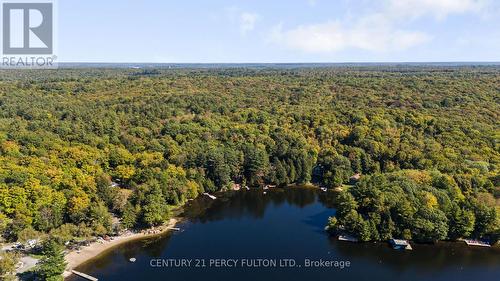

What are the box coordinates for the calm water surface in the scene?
[68,188,499,281]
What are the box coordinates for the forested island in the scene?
[0,65,498,279]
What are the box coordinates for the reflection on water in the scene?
[69,187,499,281]
[186,187,329,222]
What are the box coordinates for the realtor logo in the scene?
[1,1,56,68]
[2,2,52,54]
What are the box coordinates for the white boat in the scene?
[129,258,136,262]
[320,187,327,192]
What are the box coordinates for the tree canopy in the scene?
[0,66,498,243]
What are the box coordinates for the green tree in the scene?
[336,191,358,218]
[88,200,112,234]
[0,252,19,281]
[142,183,169,226]
[121,202,138,229]
[38,240,67,281]
[413,207,448,242]
[472,203,497,238]
[243,146,269,186]
[448,205,475,239]
[318,151,352,187]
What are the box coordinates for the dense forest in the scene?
[0,66,498,246]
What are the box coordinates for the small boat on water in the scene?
[338,235,358,242]
[320,187,327,192]
[389,239,412,250]
[129,258,136,262]
[203,192,217,200]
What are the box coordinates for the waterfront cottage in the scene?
[389,239,412,250]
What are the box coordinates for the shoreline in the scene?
[61,187,498,279]
[63,217,180,278]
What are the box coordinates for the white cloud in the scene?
[387,0,489,20]
[269,0,493,54]
[239,12,259,34]
[270,14,430,53]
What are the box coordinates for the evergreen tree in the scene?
[38,240,67,281]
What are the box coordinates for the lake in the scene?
[68,187,500,281]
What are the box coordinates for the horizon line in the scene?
[58,61,500,64]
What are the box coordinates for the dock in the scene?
[338,235,358,242]
[463,239,491,247]
[263,184,276,190]
[72,270,98,281]
[202,193,216,200]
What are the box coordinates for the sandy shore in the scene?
[63,218,179,278]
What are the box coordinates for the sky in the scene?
[58,0,500,63]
